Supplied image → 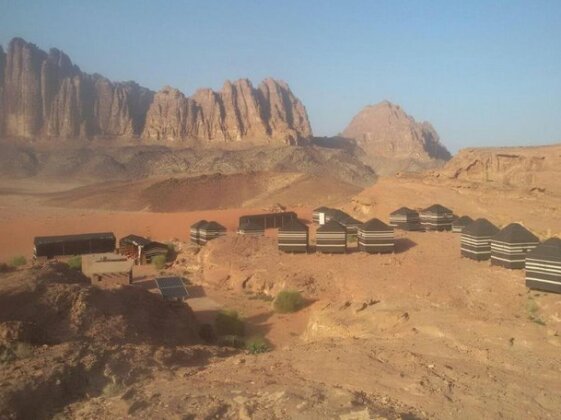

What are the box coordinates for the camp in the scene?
[358,218,395,253]
[389,207,422,231]
[278,219,309,253]
[198,221,227,245]
[316,219,347,253]
[420,204,454,231]
[190,220,208,245]
[525,237,561,294]
[34,232,116,260]
[460,218,500,261]
[491,223,540,269]
[452,215,474,233]
[118,234,168,264]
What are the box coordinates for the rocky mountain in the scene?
[342,101,451,174]
[0,38,311,145]
[143,78,311,145]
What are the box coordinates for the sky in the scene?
[1,0,560,153]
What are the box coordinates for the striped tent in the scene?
[420,204,454,231]
[198,221,226,245]
[460,218,500,261]
[278,219,309,253]
[313,207,332,225]
[358,218,395,253]
[389,207,422,231]
[525,237,561,294]
[316,220,347,254]
[237,220,265,236]
[491,223,540,269]
[190,220,208,245]
[452,215,474,233]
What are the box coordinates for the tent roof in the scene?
[360,218,393,231]
[191,220,208,229]
[527,237,561,261]
[493,223,539,243]
[120,234,151,246]
[200,221,226,231]
[279,219,308,232]
[421,204,453,214]
[453,215,474,226]
[390,207,418,216]
[239,220,264,230]
[34,232,115,246]
[317,219,347,232]
[462,218,499,236]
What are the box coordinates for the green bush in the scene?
[10,256,27,268]
[215,310,245,337]
[152,255,167,270]
[246,336,270,354]
[273,290,304,313]
[67,256,82,270]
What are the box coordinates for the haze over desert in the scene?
[1,2,561,419]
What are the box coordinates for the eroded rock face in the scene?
[143,78,312,145]
[0,37,312,145]
[342,101,451,163]
[436,144,561,193]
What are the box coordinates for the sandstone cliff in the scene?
[435,143,561,194]
[0,38,312,144]
[143,78,311,145]
[342,101,451,174]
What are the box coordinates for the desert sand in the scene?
[1,171,560,418]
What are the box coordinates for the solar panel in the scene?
[155,277,189,299]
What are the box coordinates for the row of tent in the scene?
[457,218,560,294]
[33,232,169,265]
[279,218,395,254]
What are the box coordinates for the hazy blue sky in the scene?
[1,0,560,152]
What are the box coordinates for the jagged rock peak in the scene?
[342,100,451,162]
[142,77,312,145]
[0,37,154,139]
[0,37,312,146]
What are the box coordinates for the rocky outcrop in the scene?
[435,144,561,194]
[0,37,312,145]
[143,78,312,145]
[342,101,451,173]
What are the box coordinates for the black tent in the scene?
[525,237,561,294]
[34,232,116,259]
[420,204,454,231]
[118,234,168,264]
[237,220,265,236]
[389,207,422,231]
[316,220,347,254]
[190,220,208,245]
[358,218,395,253]
[198,221,226,245]
[278,219,309,253]
[491,223,540,269]
[452,215,474,233]
[460,218,500,261]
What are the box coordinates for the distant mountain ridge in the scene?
[0,38,312,145]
